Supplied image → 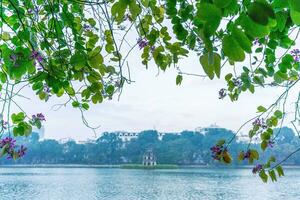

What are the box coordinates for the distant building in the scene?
[103,131,167,142]
[77,138,97,144]
[117,132,139,142]
[195,124,235,136]
[59,137,75,144]
[142,149,157,166]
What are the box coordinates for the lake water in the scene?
[0,167,299,200]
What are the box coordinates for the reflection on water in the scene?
[0,167,299,200]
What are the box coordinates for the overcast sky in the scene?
[12,46,295,142]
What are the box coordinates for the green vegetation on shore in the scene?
[121,164,178,169]
[1,127,298,166]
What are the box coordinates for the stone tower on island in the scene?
[142,149,157,166]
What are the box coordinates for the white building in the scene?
[116,132,139,142]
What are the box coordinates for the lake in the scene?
[0,167,299,200]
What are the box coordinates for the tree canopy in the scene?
[0,0,300,182]
[2,127,300,168]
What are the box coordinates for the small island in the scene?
[121,149,178,169]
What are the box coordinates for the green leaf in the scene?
[222,151,232,164]
[173,23,188,41]
[213,0,232,8]
[276,12,288,32]
[34,120,42,129]
[82,103,90,110]
[197,3,221,36]
[65,86,75,96]
[249,130,256,138]
[1,32,10,41]
[217,139,226,146]
[11,112,26,124]
[290,9,300,25]
[270,116,278,126]
[197,3,222,23]
[248,1,275,25]
[261,131,271,140]
[238,151,245,161]
[13,122,32,137]
[70,52,87,70]
[232,27,252,53]
[268,170,277,182]
[176,75,183,85]
[289,0,300,12]
[129,1,142,20]
[88,53,103,69]
[222,35,245,62]
[91,93,103,104]
[261,140,268,151]
[259,170,268,183]
[13,126,24,137]
[272,0,289,9]
[106,85,115,96]
[199,52,221,80]
[276,166,284,177]
[111,1,127,23]
[225,73,233,81]
[257,106,267,113]
[72,101,80,108]
[56,88,64,97]
[240,15,270,38]
[250,149,259,160]
[274,110,283,119]
[87,18,96,26]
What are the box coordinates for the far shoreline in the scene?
[1,164,300,169]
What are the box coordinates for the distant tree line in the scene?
[1,127,300,166]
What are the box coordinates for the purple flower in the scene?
[137,38,149,50]
[33,6,40,14]
[252,164,263,174]
[1,120,7,130]
[253,38,260,45]
[32,113,46,121]
[43,84,51,94]
[253,37,268,46]
[252,118,267,129]
[37,113,46,121]
[9,54,17,62]
[268,140,275,148]
[210,146,221,153]
[0,137,16,159]
[17,145,27,157]
[9,54,18,66]
[253,118,261,126]
[150,46,156,53]
[0,137,27,159]
[83,24,91,31]
[291,49,300,62]
[30,50,43,63]
[232,78,242,87]
[210,144,225,161]
[218,88,227,99]
[243,150,251,159]
[28,8,33,14]
[0,137,16,149]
